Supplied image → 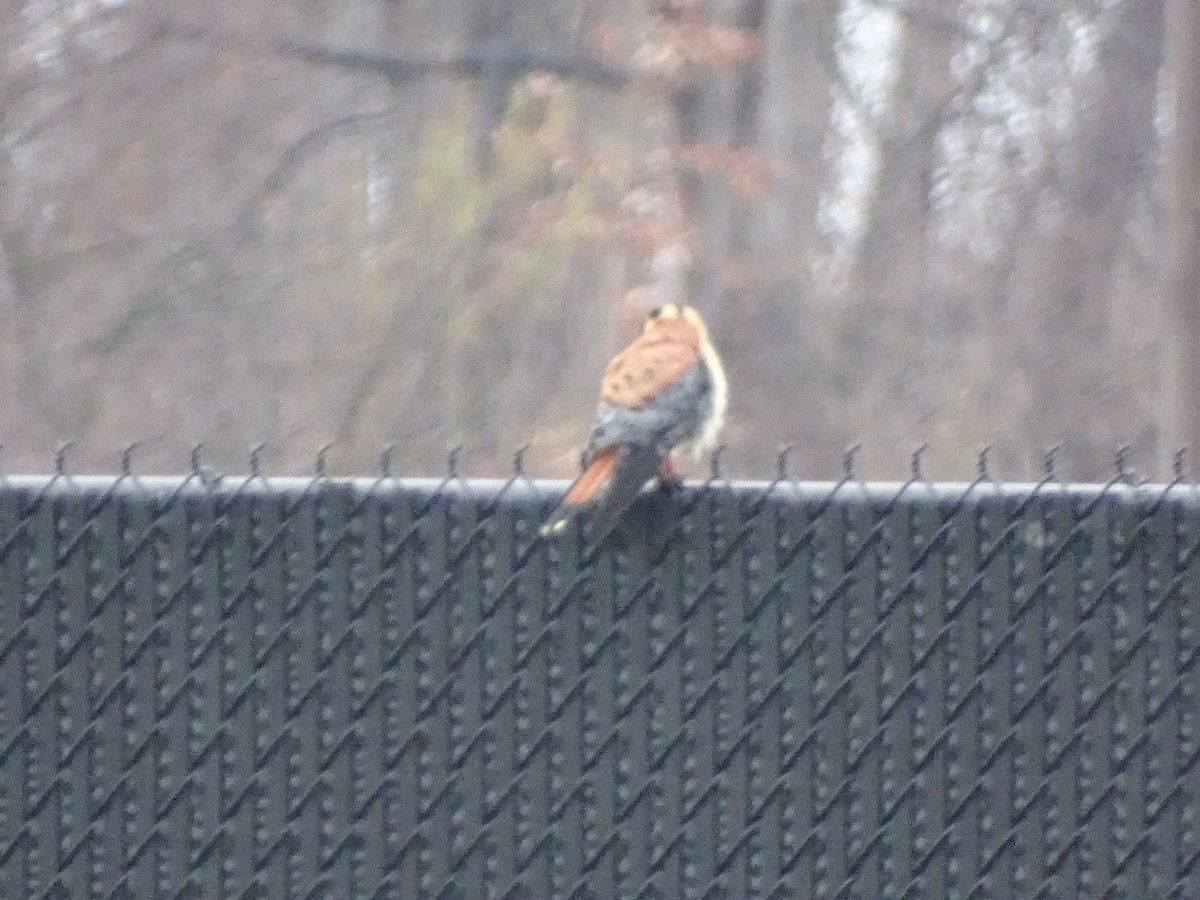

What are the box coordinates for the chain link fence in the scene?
[1,463,1198,898]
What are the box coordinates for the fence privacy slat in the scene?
[0,475,1197,899]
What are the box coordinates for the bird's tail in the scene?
[540,445,662,537]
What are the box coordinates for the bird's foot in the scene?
[657,458,684,489]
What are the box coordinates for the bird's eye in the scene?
[648,306,662,319]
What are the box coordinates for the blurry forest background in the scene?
[0,0,1193,480]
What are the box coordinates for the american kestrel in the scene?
[540,303,728,536]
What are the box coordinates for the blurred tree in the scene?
[1165,0,1200,463]
[846,1,960,453]
[0,0,1181,481]
[1024,0,1165,474]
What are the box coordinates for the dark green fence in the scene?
[1,469,1198,898]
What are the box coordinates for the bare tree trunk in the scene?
[848,3,959,432]
[1022,0,1164,475]
[751,0,832,265]
[1164,0,1200,466]
[703,0,840,440]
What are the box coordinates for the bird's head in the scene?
[644,303,711,345]
[643,302,680,330]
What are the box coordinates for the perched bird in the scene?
[540,303,727,537]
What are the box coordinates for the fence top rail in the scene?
[0,473,1197,508]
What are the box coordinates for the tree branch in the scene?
[160,18,634,90]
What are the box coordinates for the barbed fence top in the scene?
[3,453,1198,898]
